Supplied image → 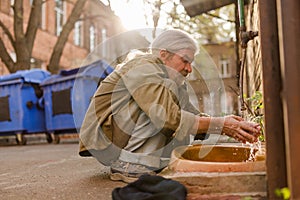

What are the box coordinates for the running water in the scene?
[241,110,265,162]
[246,140,263,162]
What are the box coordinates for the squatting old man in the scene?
[79,29,261,182]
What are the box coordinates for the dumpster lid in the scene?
[40,60,113,86]
[78,60,113,78]
[0,69,51,84]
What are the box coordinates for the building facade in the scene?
[0,0,125,75]
[203,41,239,115]
[189,41,239,116]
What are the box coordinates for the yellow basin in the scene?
[168,145,266,172]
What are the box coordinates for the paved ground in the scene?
[0,134,267,200]
[0,135,126,200]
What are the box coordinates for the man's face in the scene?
[160,48,195,78]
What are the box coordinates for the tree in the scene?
[0,0,87,74]
[135,0,236,43]
[166,2,236,44]
[48,0,86,73]
[147,0,163,38]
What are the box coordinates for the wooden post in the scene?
[276,0,300,198]
[258,0,287,199]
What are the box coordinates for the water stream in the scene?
[244,140,265,162]
[240,109,265,162]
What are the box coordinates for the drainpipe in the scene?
[237,0,245,28]
[235,2,240,86]
[237,0,258,116]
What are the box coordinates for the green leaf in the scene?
[242,197,253,200]
[275,187,291,200]
[281,187,291,200]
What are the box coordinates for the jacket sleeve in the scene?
[121,60,197,139]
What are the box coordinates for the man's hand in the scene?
[195,115,261,143]
[222,115,261,143]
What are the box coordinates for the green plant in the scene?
[245,91,265,141]
[275,187,291,200]
[242,197,253,200]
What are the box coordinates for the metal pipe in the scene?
[239,49,247,115]
[237,0,258,116]
[237,0,245,28]
[237,0,247,116]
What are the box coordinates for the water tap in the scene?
[239,27,259,48]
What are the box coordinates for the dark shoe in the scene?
[112,174,188,200]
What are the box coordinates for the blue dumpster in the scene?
[40,60,113,143]
[0,69,51,144]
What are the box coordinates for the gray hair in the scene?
[150,29,199,56]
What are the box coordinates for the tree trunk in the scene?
[47,0,87,74]
[0,39,15,72]
[0,0,42,73]
[13,0,31,71]
[26,0,43,54]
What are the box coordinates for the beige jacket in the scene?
[79,54,201,165]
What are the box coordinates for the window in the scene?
[74,21,82,46]
[221,92,234,115]
[89,25,96,51]
[55,0,65,36]
[41,2,46,30]
[10,0,14,14]
[220,59,231,78]
[101,28,107,56]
